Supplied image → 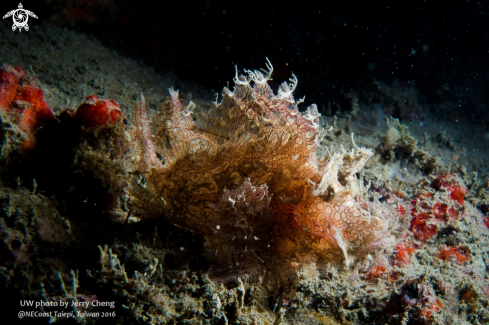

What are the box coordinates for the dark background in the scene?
[2,0,489,123]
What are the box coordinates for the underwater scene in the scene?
[0,1,488,324]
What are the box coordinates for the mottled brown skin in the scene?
[129,66,381,277]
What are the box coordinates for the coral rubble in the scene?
[0,59,488,325]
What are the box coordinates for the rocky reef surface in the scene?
[0,21,489,325]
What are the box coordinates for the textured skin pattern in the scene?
[129,66,382,274]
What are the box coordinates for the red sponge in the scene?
[74,95,123,128]
[0,65,56,149]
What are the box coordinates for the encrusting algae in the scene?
[128,59,406,279]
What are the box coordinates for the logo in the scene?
[3,3,38,32]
